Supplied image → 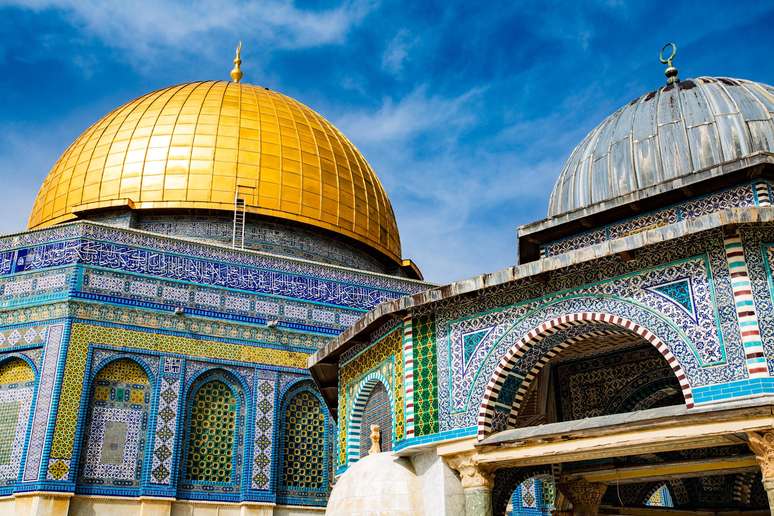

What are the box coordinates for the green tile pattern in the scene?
[413,314,438,436]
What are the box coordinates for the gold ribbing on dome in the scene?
[659,42,679,85]
[230,41,243,83]
[28,80,403,264]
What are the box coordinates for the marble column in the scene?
[747,430,774,515]
[446,452,494,516]
[556,478,606,516]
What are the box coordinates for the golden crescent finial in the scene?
[230,41,243,83]
[659,42,679,85]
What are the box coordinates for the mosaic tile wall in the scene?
[373,225,774,450]
[739,224,774,375]
[134,213,388,273]
[0,358,35,486]
[539,182,763,257]
[339,326,403,467]
[509,478,554,515]
[81,268,364,334]
[2,223,427,311]
[46,322,308,482]
[433,229,743,434]
[78,359,151,489]
[0,220,427,505]
[412,313,438,437]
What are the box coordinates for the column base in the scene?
[464,486,492,516]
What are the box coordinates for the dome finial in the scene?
[659,42,679,85]
[230,41,243,83]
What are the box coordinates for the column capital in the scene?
[557,477,606,515]
[445,451,493,490]
[748,430,774,480]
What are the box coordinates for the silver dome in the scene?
[548,77,774,218]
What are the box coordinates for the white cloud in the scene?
[332,86,565,283]
[336,85,482,143]
[381,28,416,75]
[1,0,376,63]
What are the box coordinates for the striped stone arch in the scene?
[477,312,694,440]
[504,328,631,429]
[346,371,394,464]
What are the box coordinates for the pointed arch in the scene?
[77,357,152,490]
[178,368,246,496]
[477,312,694,440]
[346,371,395,464]
[277,380,331,506]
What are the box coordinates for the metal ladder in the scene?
[232,194,246,249]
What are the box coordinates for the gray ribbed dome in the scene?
[548,77,774,218]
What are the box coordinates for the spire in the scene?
[659,42,679,85]
[230,41,243,83]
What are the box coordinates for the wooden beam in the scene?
[474,416,774,468]
[567,455,758,485]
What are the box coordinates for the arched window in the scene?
[78,358,151,489]
[358,382,392,457]
[0,358,35,484]
[279,384,330,506]
[179,370,245,495]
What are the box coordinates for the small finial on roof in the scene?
[230,41,243,83]
[659,42,679,85]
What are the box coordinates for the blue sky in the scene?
[0,1,773,284]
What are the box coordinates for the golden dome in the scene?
[29,80,402,263]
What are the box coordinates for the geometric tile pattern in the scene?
[252,379,275,490]
[0,326,47,349]
[346,372,394,465]
[645,278,697,322]
[463,328,493,369]
[24,323,63,482]
[79,359,151,488]
[439,246,733,433]
[50,322,306,463]
[554,345,682,421]
[412,313,438,437]
[0,358,34,484]
[521,478,536,507]
[541,183,757,257]
[84,269,364,332]
[150,373,180,485]
[477,312,694,439]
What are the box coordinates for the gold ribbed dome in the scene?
[29,81,402,263]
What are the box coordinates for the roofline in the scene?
[518,153,774,263]
[309,206,774,371]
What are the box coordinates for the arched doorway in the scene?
[477,312,692,440]
[359,381,392,457]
